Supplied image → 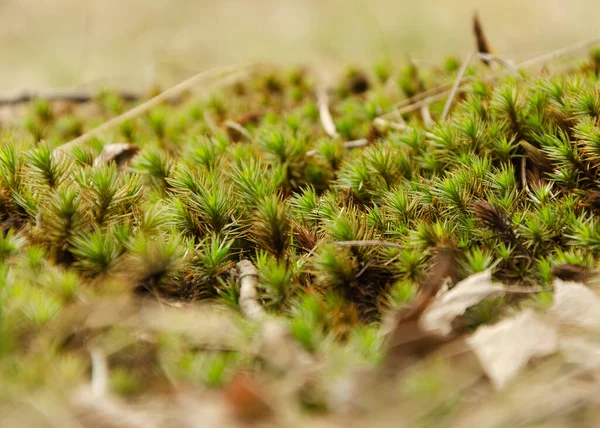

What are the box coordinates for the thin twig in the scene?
[57,63,253,152]
[317,85,339,138]
[503,286,548,294]
[343,138,369,149]
[477,53,519,74]
[518,37,600,69]
[373,117,407,131]
[378,37,600,119]
[333,240,404,249]
[441,52,474,121]
[236,260,266,322]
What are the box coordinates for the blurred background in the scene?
[1,0,599,91]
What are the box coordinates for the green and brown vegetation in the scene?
[3,28,600,426]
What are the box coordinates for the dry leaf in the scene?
[550,279,600,329]
[420,270,503,336]
[560,336,600,370]
[466,309,558,390]
[383,248,460,369]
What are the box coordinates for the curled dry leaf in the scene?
[93,143,140,170]
[383,247,461,369]
[466,309,558,390]
[420,270,504,336]
[550,279,600,329]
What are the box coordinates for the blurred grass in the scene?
[1,0,599,90]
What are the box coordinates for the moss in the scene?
[2,50,600,422]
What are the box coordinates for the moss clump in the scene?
[2,48,600,425]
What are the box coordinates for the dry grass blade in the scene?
[317,85,339,138]
[89,347,108,397]
[477,53,519,74]
[441,52,474,120]
[57,63,253,152]
[377,37,600,118]
[373,117,407,131]
[333,240,404,249]
[420,105,434,128]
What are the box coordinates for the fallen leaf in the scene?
[466,309,558,390]
[383,248,461,370]
[420,270,503,336]
[550,279,600,330]
[560,336,600,370]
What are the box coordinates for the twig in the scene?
[317,85,339,138]
[517,37,600,69]
[333,240,404,249]
[0,89,141,106]
[503,286,548,294]
[373,117,407,131]
[396,91,450,115]
[57,63,253,152]
[441,52,474,121]
[520,156,530,195]
[236,260,266,322]
[477,53,519,74]
[343,138,369,149]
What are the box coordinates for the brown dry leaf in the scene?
[550,279,600,329]
[550,263,593,283]
[466,309,558,390]
[420,270,503,336]
[93,143,140,170]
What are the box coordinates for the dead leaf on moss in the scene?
[383,248,461,369]
[466,309,558,390]
[420,270,503,336]
[550,279,600,329]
